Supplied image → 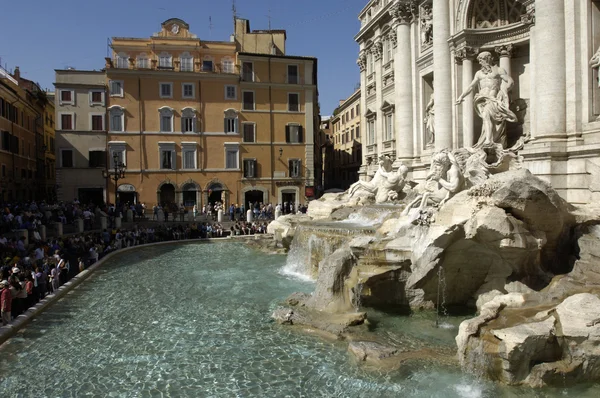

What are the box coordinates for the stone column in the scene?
[532,1,566,138]
[495,45,513,78]
[390,1,415,161]
[433,0,453,150]
[373,38,385,154]
[456,46,477,147]
[357,51,368,179]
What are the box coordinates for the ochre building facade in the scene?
[105,18,318,209]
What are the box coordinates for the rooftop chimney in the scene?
[13,66,20,80]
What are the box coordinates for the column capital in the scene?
[388,30,397,47]
[521,5,535,26]
[372,40,383,61]
[389,0,417,26]
[495,44,514,58]
[454,46,478,64]
[357,52,367,72]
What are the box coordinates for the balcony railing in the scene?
[105,57,240,75]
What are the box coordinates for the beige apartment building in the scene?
[103,17,318,208]
[330,89,361,190]
[54,70,107,204]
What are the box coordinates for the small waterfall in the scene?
[353,282,364,312]
[435,266,452,328]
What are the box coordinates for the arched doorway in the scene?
[207,182,224,205]
[182,183,199,207]
[159,183,175,205]
[244,190,264,210]
[117,183,137,206]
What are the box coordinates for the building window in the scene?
[109,80,123,97]
[288,93,300,112]
[116,52,129,69]
[89,150,107,168]
[289,159,302,178]
[91,114,104,131]
[384,113,394,141]
[367,119,375,145]
[89,90,104,105]
[242,62,254,81]
[367,52,374,75]
[160,82,173,99]
[108,142,126,168]
[285,124,303,143]
[61,149,73,168]
[159,107,174,133]
[242,123,255,143]
[160,146,175,170]
[181,108,197,133]
[222,58,234,73]
[60,113,73,130]
[351,108,354,119]
[202,60,213,72]
[225,85,237,100]
[225,143,239,169]
[243,159,257,178]
[137,53,150,69]
[109,106,124,132]
[182,143,197,170]
[224,109,238,133]
[159,52,172,68]
[59,90,74,105]
[242,91,255,111]
[182,83,195,99]
[356,124,360,138]
[287,65,299,84]
[180,52,194,71]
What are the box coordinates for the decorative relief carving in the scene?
[420,3,433,48]
[454,46,478,64]
[383,72,395,88]
[367,82,377,96]
[388,30,397,47]
[389,0,417,25]
[357,53,367,72]
[495,44,514,58]
[373,41,383,61]
[520,5,535,25]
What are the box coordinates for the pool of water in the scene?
[0,242,599,397]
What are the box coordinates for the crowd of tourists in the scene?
[1,198,277,327]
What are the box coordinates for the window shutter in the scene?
[253,159,257,177]
[298,126,304,143]
[224,118,228,133]
[285,125,290,143]
[288,160,293,177]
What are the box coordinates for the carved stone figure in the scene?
[589,46,600,88]
[424,93,435,145]
[401,150,464,215]
[357,53,367,72]
[420,4,433,47]
[456,51,518,149]
[348,155,407,204]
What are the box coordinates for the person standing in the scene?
[1,280,12,325]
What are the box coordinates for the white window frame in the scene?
[108,141,127,168]
[288,92,300,112]
[181,107,197,133]
[108,106,125,132]
[224,108,238,134]
[202,57,214,72]
[182,83,195,99]
[287,64,299,84]
[367,119,376,145]
[89,112,105,131]
[241,61,254,82]
[287,123,302,143]
[158,142,176,170]
[59,112,75,130]
[221,57,234,74]
[58,89,75,106]
[242,90,255,111]
[224,85,237,100]
[158,52,173,68]
[60,148,74,168]
[243,158,257,178]
[242,122,256,143]
[159,82,173,99]
[109,80,124,97]
[289,158,302,178]
[89,90,104,106]
[180,52,194,72]
[137,53,150,69]
[116,52,129,69]
[181,142,197,170]
[159,106,174,133]
[224,142,240,169]
[384,112,394,141]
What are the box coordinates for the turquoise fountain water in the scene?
[0,242,599,397]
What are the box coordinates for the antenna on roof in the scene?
[267,6,271,30]
[209,16,213,38]
[232,0,237,20]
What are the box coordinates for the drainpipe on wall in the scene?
[269,56,274,205]
[138,77,143,191]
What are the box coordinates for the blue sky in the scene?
[0,0,366,115]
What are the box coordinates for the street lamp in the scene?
[102,153,126,205]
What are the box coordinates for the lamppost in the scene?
[102,153,126,205]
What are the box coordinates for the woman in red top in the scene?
[25,275,34,310]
